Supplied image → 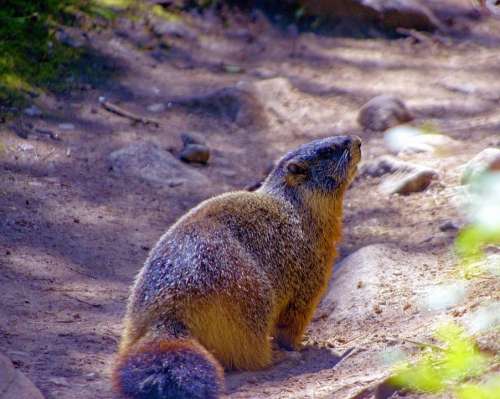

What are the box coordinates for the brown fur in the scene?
[112,135,361,398]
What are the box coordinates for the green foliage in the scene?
[390,165,499,397]
[457,377,500,399]
[390,324,493,395]
[0,0,134,111]
[0,1,76,104]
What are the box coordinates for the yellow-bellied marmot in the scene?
[112,135,362,399]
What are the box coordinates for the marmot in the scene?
[112,135,362,399]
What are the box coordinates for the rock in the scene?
[23,105,42,117]
[302,0,441,31]
[148,17,195,39]
[360,155,413,177]
[461,147,500,184]
[180,144,210,164]
[109,141,209,187]
[316,245,436,337]
[179,133,210,164]
[381,167,438,195]
[385,126,458,154]
[439,220,460,232]
[361,155,438,195]
[358,95,413,132]
[0,353,45,399]
[58,123,75,131]
[55,29,84,48]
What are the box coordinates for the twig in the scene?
[39,148,56,162]
[386,336,444,351]
[397,28,435,44]
[100,100,160,127]
[67,266,97,279]
[34,128,61,141]
[62,293,102,308]
[333,347,364,370]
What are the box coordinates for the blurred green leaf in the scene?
[390,324,491,395]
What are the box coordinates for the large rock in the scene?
[0,353,45,399]
[358,95,413,132]
[109,141,210,187]
[314,245,436,339]
[461,147,500,184]
[301,0,441,31]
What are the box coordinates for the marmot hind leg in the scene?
[275,292,324,351]
[186,295,274,371]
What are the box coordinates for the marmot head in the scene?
[261,135,362,203]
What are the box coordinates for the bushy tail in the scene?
[112,338,224,399]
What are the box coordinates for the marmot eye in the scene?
[318,147,335,159]
[286,161,308,175]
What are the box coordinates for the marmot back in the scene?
[112,135,362,399]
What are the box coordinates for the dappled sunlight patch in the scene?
[419,281,468,311]
[384,125,458,155]
[463,302,500,335]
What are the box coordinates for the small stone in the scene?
[360,155,410,177]
[439,220,459,232]
[149,18,194,39]
[381,167,438,195]
[24,105,42,117]
[461,147,500,184]
[223,64,243,74]
[56,30,84,48]
[18,143,34,152]
[358,95,413,132]
[147,103,165,113]
[180,144,210,164]
[84,372,97,381]
[58,123,75,130]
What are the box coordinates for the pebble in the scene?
[360,155,409,177]
[180,144,210,164]
[439,220,460,232]
[58,123,75,130]
[381,167,438,195]
[24,105,42,117]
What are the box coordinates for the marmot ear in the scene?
[286,160,308,175]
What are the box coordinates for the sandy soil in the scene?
[1,1,499,398]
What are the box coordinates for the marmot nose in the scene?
[351,135,362,150]
[340,136,362,149]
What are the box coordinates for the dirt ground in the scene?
[1,1,499,398]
